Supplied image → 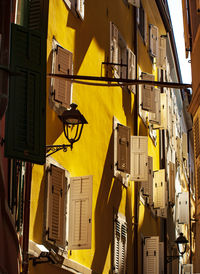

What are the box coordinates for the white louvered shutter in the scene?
[141,73,155,112]
[149,25,158,57]
[110,22,119,64]
[153,93,168,130]
[156,36,166,70]
[168,94,173,139]
[153,169,166,209]
[149,88,161,125]
[141,157,153,204]
[182,264,193,274]
[157,188,168,218]
[130,136,148,181]
[159,242,164,274]
[76,0,84,20]
[169,162,175,205]
[182,132,188,160]
[128,0,140,8]
[176,137,182,164]
[68,176,93,249]
[177,192,189,224]
[46,165,66,247]
[143,236,159,274]
[128,49,136,93]
[113,214,127,274]
[171,114,176,148]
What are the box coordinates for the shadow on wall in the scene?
[91,132,122,273]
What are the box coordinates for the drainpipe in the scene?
[133,5,138,274]
[22,162,32,274]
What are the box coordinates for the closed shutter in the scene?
[153,93,168,130]
[156,36,166,70]
[127,49,136,93]
[5,24,46,164]
[182,132,188,160]
[113,214,127,274]
[176,137,182,163]
[130,136,148,181]
[68,176,92,249]
[28,0,49,34]
[117,124,131,174]
[141,73,155,112]
[110,22,119,64]
[76,0,84,20]
[53,46,72,108]
[143,236,159,274]
[159,242,164,274]
[169,162,175,205]
[193,115,200,159]
[141,156,153,201]
[149,25,158,57]
[128,0,140,8]
[168,94,173,139]
[182,264,193,273]
[177,192,189,224]
[171,114,176,148]
[149,88,161,125]
[47,165,66,247]
[144,12,148,45]
[153,169,166,208]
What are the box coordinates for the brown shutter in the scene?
[117,124,131,174]
[54,46,72,108]
[47,164,66,247]
[194,116,200,159]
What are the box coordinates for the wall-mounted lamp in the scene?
[46,103,88,157]
[167,233,188,263]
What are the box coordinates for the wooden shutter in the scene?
[141,73,155,112]
[143,236,159,274]
[68,176,92,249]
[182,132,188,160]
[144,12,148,45]
[159,242,164,274]
[149,88,161,125]
[153,169,166,208]
[28,0,49,34]
[47,165,66,247]
[113,214,127,274]
[197,0,200,12]
[177,192,189,224]
[127,49,136,93]
[110,22,119,64]
[176,137,182,163]
[156,36,166,70]
[153,93,168,130]
[141,157,153,202]
[5,24,46,164]
[182,264,193,273]
[54,45,72,108]
[171,114,176,148]
[128,0,140,8]
[117,124,131,174]
[169,162,175,205]
[130,136,148,181]
[76,0,84,20]
[149,25,158,57]
[193,115,200,159]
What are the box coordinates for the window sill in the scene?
[58,258,92,274]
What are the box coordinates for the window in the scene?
[113,213,127,274]
[138,3,147,44]
[177,192,189,224]
[45,159,93,250]
[63,0,85,20]
[141,156,153,205]
[110,22,136,93]
[153,169,166,209]
[130,136,148,182]
[149,24,158,57]
[50,40,73,112]
[143,236,159,274]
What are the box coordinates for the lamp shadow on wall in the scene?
[91,132,122,273]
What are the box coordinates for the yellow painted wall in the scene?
[29,0,167,273]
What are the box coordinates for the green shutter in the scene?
[5,23,46,164]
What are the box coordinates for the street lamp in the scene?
[167,233,188,263]
[46,103,88,157]
[175,233,189,256]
